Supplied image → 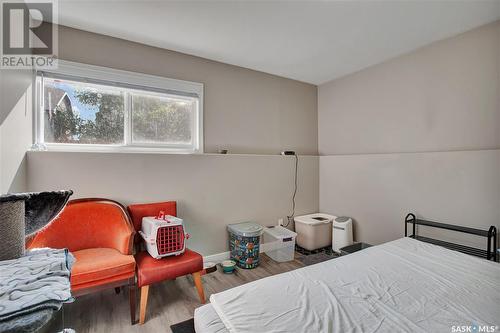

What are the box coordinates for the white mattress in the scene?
[198,237,500,333]
[194,304,229,333]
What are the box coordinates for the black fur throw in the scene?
[0,190,73,235]
[0,190,72,260]
[24,190,74,235]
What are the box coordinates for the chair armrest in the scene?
[103,218,135,255]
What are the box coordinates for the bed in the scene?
[194,237,500,333]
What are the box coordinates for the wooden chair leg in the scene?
[139,285,150,325]
[192,271,205,304]
[129,285,136,325]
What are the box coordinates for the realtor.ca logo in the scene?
[452,324,499,333]
[1,0,58,69]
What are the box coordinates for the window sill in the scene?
[28,148,318,158]
[30,144,202,155]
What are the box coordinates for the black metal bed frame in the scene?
[405,213,497,261]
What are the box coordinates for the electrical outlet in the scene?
[278,218,284,226]
[280,150,296,156]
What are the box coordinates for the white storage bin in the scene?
[294,213,336,251]
[263,226,297,262]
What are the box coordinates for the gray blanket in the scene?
[0,248,74,332]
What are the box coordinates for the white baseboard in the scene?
[203,251,230,264]
[203,242,274,264]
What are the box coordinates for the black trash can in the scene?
[340,242,372,255]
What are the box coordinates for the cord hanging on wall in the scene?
[280,151,298,228]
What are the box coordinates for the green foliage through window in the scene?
[41,76,197,149]
[132,94,193,144]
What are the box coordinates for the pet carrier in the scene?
[139,211,189,259]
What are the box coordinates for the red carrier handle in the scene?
[155,211,171,222]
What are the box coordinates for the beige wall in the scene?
[25,25,319,255]
[319,21,500,248]
[58,26,318,155]
[28,152,318,255]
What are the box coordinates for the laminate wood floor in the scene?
[64,254,305,333]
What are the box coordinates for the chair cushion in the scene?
[71,248,135,288]
[135,249,203,287]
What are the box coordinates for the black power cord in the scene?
[284,154,298,228]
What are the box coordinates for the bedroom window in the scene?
[34,61,203,153]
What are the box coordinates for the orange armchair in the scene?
[27,198,137,323]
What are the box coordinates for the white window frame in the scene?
[33,60,204,154]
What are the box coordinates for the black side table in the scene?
[340,242,372,255]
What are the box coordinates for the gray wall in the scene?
[0,69,33,194]
[319,21,499,155]
[320,150,499,247]
[57,26,318,155]
[28,152,318,255]
[319,21,500,247]
[10,21,500,254]
[25,26,319,255]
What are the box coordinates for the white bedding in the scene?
[194,304,230,333]
[207,237,500,333]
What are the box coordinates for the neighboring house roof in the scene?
[43,87,75,143]
[44,87,73,118]
[44,88,66,111]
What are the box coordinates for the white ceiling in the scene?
[57,1,500,85]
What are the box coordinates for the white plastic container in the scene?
[332,216,353,253]
[264,226,297,262]
[139,215,187,259]
[294,213,336,251]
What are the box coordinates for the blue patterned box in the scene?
[227,222,264,269]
